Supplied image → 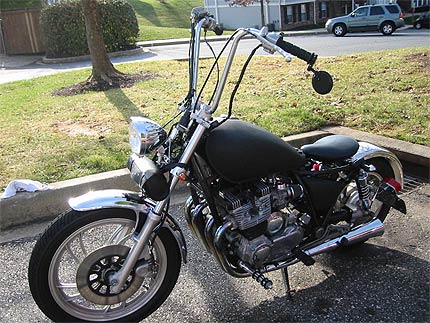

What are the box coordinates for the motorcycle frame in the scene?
[68,13,404,292]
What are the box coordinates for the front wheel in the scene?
[414,22,422,29]
[333,23,347,37]
[28,209,181,322]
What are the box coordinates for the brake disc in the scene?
[76,245,145,305]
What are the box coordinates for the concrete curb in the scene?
[41,47,146,64]
[1,128,428,230]
[323,126,430,169]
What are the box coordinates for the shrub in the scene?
[40,0,139,58]
[0,0,43,10]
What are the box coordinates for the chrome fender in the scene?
[352,142,403,186]
[69,189,187,263]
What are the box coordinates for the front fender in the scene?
[352,142,403,186]
[69,189,187,263]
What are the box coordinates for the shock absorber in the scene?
[356,169,371,210]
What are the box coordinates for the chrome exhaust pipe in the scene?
[305,218,385,257]
[261,218,385,274]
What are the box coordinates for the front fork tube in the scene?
[110,124,207,294]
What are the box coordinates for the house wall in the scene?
[205,0,353,31]
[205,1,282,30]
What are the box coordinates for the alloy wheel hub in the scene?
[76,245,145,305]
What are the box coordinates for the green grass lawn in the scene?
[127,0,203,40]
[0,47,429,189]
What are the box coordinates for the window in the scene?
[300,4,309,21]
[353,7,369,17]
[385,5,400,13]
[370,6,384,15]
[319,1,329,19]
[285,4,311,24]
[286,6,293,23]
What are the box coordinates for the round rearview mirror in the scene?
[312,71,333,95]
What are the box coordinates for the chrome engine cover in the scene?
[234,210,305,268]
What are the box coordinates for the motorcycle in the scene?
[28,7,406,322]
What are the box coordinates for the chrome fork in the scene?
[110,124,208,294]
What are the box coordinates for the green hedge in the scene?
[40,0,139,58]
[0,0,43,10]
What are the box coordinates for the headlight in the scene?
[129,117,167,156]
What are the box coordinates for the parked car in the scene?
[413,12,429,29]
[325,4,405,36]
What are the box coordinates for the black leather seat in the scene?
[301,135,359,161]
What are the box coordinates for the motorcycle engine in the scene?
[217,180,307,268]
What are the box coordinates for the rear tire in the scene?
[365,158,394,223]
[28,209,181,322]
[337,158,395,248]
[381,22,395,35]
[414,22,422,29]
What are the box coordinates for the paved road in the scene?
[0,184,428,322]
[149,28,430,60]
[0,28,428,84]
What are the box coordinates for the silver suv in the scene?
[325,4,405,36]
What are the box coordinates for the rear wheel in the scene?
[414,22,422,29]
[381,22,395,35]
[28,209,181,322]
[333,23,347,37]
[336,158,395,246]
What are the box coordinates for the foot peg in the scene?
[294,249,315,266]
[238,261,273,289]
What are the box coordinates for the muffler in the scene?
[305,218,385,257]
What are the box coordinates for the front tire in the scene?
[414,22,422,29]
[333,23,347,37]
[28,209,181,322]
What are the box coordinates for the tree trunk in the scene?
[81,0,122,84]
[259,0,265,28]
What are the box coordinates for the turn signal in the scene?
[399,12,404,18]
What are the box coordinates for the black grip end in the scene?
[276,38,317,66]
[214,25,223,36]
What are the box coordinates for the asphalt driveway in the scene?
[0,184,428,323]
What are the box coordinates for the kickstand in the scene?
[281,267,295,300]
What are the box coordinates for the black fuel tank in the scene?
[205,119,305,183]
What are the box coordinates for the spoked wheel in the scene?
[29,209,181,322]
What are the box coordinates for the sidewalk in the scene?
[136,28,328,47]
[0,28,328,70]
[0,26,417,84]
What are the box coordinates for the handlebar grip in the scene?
[275,39,317,66]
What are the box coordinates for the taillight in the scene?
[383,178,402,192]
[399,12,404,18]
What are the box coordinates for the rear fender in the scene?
[352,142,403,188]
[69,189,187,263]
